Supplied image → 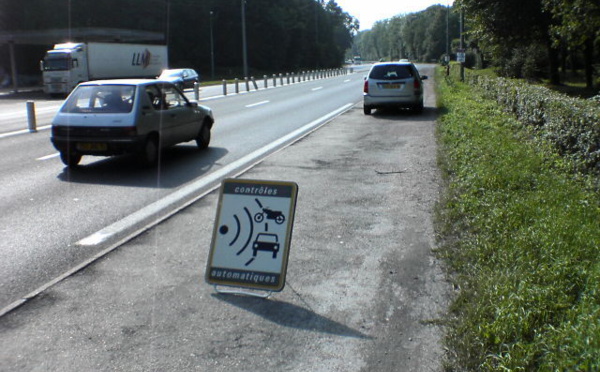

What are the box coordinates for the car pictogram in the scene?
[252,233,280,258]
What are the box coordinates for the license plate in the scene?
[77,142,107,151]
[382,83,402,89]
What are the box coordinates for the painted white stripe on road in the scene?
[311,87,323,91]
[0,106,58,120]
[0,125,51,139]
[37,153,60,161]
[245,100,270,108]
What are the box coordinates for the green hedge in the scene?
[460,70,600,175]
[437,70,600,370]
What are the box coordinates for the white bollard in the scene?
[193,82,200,100]
[26,101,37,133]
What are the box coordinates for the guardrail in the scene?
[10,67,353,135]
[220,68,351,96]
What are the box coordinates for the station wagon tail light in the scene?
[414,79,421,90]
[363,80,369,93]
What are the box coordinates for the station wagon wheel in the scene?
[195,122,211,150]
[139,136,159,166]
[60,152,82,167]
[364,105,372,115]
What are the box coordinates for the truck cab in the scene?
[41,43,88,95]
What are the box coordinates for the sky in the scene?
[334,0,455,30]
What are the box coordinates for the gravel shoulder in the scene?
[0,69,450,371]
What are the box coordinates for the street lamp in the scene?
[165,0,171,47]
[241,0,248,78]
[210,11,215,79]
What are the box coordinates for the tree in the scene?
[456,0,561,84]
[352,5,459,63]
[543,0,600,88]
[0,0,357,77]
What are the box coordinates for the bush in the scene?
[437,69,600,370]
[461,70,600,175]
[494,45,548,81]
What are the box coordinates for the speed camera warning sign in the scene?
[206,179,298,292]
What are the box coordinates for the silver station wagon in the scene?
[51,79,214,167]
[363,61,428,115]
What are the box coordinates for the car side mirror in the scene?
[187,101,198,108]
[421,75,428,80]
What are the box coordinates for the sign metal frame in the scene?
[206,178,298,293]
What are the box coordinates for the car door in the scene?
[137,84,168,144]
[160,84,200,145]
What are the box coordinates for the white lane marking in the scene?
[77,102,354,247]
[344,79,351,83]
[245,100,270,108]
[0,125,51,139]
[312,87,323,91]
[0,106,59,120]
[37,153,60,161]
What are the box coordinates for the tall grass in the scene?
[436,69,600,371]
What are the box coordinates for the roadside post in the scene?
[193,82,200,100]
[206,179,298,297]
[26,101,37,132]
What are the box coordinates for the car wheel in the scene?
[139,136,159,166]
[60,152,82,167]
[195,122,211,150]
[364,105,372,115]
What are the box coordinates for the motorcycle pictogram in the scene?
[254,208,285,224]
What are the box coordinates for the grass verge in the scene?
[435,69,600,371]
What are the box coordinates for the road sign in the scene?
[206,179,298,292]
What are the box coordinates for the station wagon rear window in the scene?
[61,85,136,114]
[369,65,414,80]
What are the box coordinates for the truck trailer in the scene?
[41,42,168,94]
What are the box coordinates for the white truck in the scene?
[40,42,168,94]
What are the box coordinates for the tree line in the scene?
[353,1,599,90]
[457,0,599,88]
[0,0,358,80]
[352,5,461,64]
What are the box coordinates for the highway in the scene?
[0,66,370,313]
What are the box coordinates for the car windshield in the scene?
[160,70,182,78]
[61,85,136,114]
[369,65,414,80]
[43,54,70,71]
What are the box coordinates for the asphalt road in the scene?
[0,69,367,313]
[1,65,450,371]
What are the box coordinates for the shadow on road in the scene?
[367,106,438,122]
[213,293,372,339]
[56,145,229,188]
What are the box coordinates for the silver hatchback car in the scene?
[51,79,214,167]
[363,61,428,115]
